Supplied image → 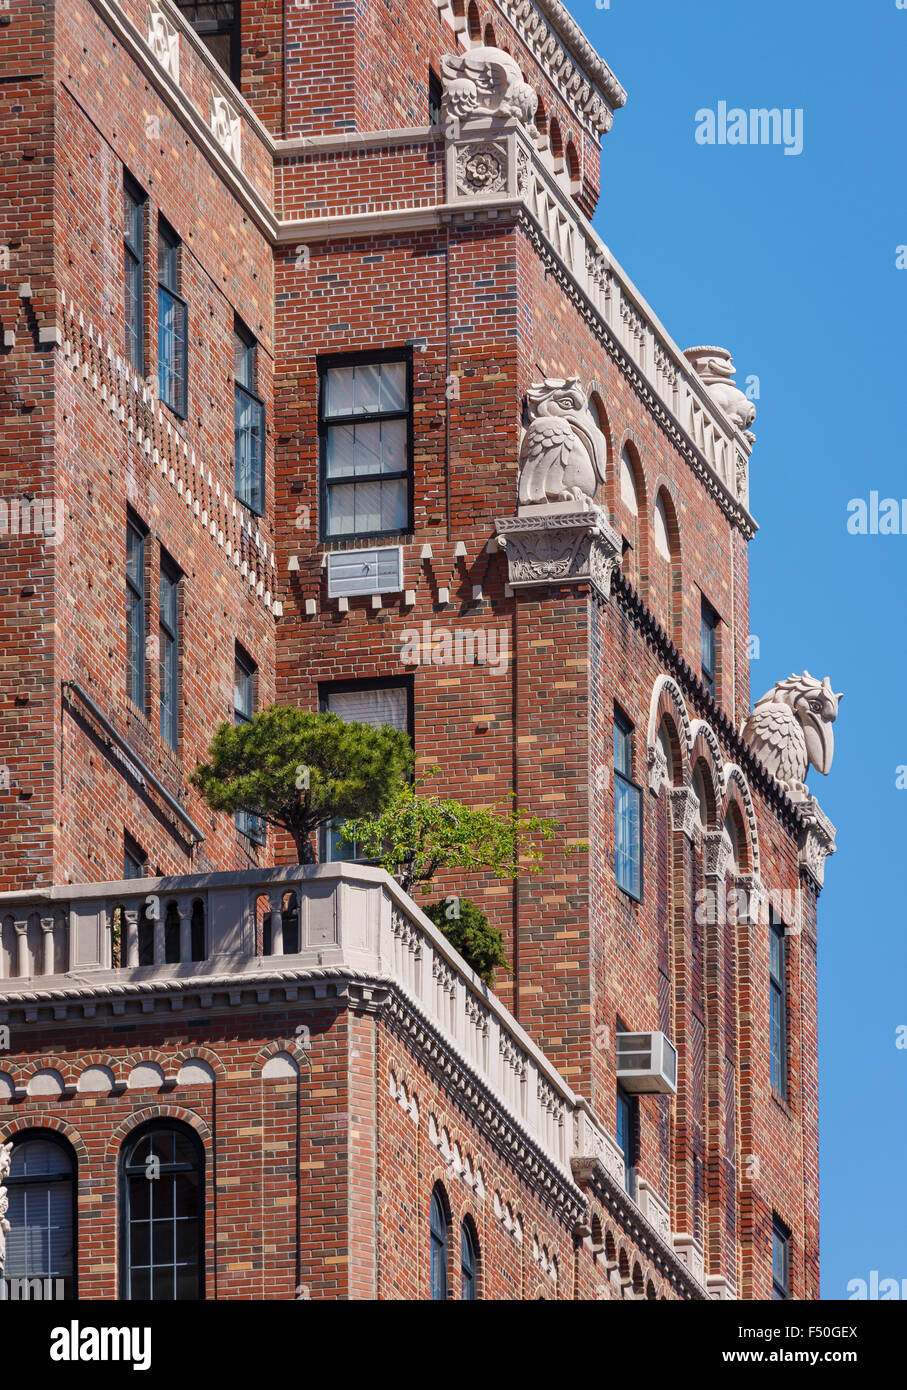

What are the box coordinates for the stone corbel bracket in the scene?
[494,503,621,598]
[797,795,836,888]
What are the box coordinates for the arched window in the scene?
[550,118,564,171]
[566,139,580,193]
[466,1,481,41]
[429,1184,449,1300]
[120,1121,204,1300]
[461,1218,479,1299]
[4,1131,77,1297]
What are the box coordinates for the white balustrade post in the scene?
[125,908,139,967]
[14,920,28,977]
[178,900,192,963]
[40,916,55,975]
[269,890,284,956]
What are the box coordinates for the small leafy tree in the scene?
[190,705,413,863]
[338,771,558,893]
[422,897,508,986]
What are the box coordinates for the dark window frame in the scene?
[124,832,148,880]
[613,707,643,902]
[701,597,719,699]
[119,1118,205,1301]
[175,0,241,87]
[615,1081,638,1200]
[123,173,146,374]
[772,1215,791,1299]
[769,911,789,1099]
[234,645,265,845]
[4,1129,78,1299]
[430,1183,449,1301]
[460,1217,479,1300]
[317,676,414,862]
[126,511,148,713]
[428,68,443,125]
[234,317,266,515]
[157,218,188,419]
[317,347,414,542]
[158,549,182,751]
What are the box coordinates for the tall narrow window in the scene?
[158,220,187,417]
[159,552,181,750]
[461,1219,478,1300]
[4,1133,77,1298]
[126,513,147,711]
[319,352,412,540]
[615,1084,637,1198]
[614,708,642,900]
[428,68,443,125]
[769,911,788,1098]
[124,833,147,880]
[175,1,241,86]
[429,1185,449,1301]
[234,318,265,514]
[772,1216,790,1299]
[234,647,264,844]
[318,679,412,860]
[123,176,146,373]
[121,1122,204,1300]
[701,597,719,698]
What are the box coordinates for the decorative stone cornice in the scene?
[797,796,837,888]
[495,504,621,596]
[492,0,626,137]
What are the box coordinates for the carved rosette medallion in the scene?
[495,507,620,599]
[147,2,179,83]
[456,142,507,196]
[210,92,242,167]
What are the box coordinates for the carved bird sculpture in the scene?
[741,672,842,801]
[517,378,608,507]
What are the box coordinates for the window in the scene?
[234,647,264,844]
[123,176,146,373]
[159,552,181,750]
[157,220,187,417]
[126,512,147,711]
[319,352,412,540]
[4,1133,77,1298]
[613,709,642,900]
[175,0,241,86]
[615,1084,637,1198]
[461,1219,478,1300]
[428,68,443,126]
[234,318,265,514]
[121,1121,204,1300]
[429,1185,448,1300]
[770,911,788,1098]
[772,1216,790,1299]
[318,679,412,860]
[701,598,719,698]
[124,833,147,880]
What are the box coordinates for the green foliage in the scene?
[422,897,509,986]
[338,770,558,892]
[190,705,414,863]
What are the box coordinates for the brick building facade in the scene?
[0,0,838,1301]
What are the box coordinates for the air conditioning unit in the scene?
[325,545,403,598]
[616,1031,678,1095]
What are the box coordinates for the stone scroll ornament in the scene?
[741,672,842,802]
[517,379,608,506]
[440,48,538,130]
[0,1140,11,1273]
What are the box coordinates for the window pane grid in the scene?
[126,522,146,709]
[158,284,187,416]
[159,566,179,750]
[235,381,265,513]
[320,358,411,539]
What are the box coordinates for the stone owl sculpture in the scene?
[741,672,842,801]
[517,379,608,507]
[440,48,538,129]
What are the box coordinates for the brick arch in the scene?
[254,1038,307,1078]
[119,1047,177,1078]
[650,479,683,641]
[17,1054,76,1086]
[0,1112,90,1166]
[690,720,724,828]
[70,1051,126,1084]
[722,763,761,877]
[171,1043,225,1077]
[104,1104,212,1158]
[586,382,614,509]
[647,674,693,793]
[614,431,650,594]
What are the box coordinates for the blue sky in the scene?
[567,0,907,1297]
